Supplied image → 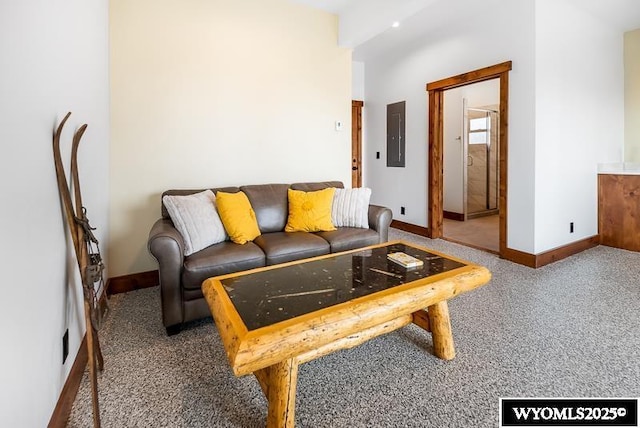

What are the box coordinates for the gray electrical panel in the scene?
[386,101,405,167]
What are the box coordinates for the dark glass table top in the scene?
[220,243,466,331]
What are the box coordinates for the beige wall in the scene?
[109,0,352,277]
[625,29,640,162]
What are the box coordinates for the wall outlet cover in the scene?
[62,329,69,364]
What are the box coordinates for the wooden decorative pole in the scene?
[53,112,105,428]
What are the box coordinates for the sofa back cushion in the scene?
[290,181,344,192]
[240,184,290,233]
[161,187,239,219]
[161,182,346,229]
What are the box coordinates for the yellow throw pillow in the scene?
[215,191,261,244]
[285,187,337,232]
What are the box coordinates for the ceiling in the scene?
[293,0,352,14]
[292,0,640,61]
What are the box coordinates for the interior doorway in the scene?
[351,100,363,188]
[441,79,500,253]
[426,61,512,256]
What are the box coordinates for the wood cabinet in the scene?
[598,173,640,251]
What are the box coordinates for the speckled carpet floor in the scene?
[69,230,640,427]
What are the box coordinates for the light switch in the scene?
[335,120,343,131]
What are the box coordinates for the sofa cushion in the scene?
[216,191,262,244]
[332,187,371,228]
[162,190,228,256]
[254,232,330,265]
[182,241,265,290]
[290,181,344,191]
[315,228,380,253]
[161,187,239,219]
[240,184,289,233]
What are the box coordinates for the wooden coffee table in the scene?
[202,240,491,427]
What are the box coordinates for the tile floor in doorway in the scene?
[443,214,499,253]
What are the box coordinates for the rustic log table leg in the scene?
[263,357,299,428]
[412,309,431,332]
[426,300,456,360]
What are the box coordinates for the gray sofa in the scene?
[148,181,393,335]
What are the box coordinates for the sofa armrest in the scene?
[368,204,393,243]
[148,218,185,329]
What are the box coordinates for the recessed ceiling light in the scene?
[392,21,400,28]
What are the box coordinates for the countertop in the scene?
[597,163,640,175]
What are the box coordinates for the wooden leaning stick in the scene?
[53,112,104,428]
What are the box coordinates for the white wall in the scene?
[443,79,500,215]
[110,0,352,276]
[363,0,536,252]
[353,61,365,101]
[625,29,640,162]
[534,0,624,252]
[0,1,109,426]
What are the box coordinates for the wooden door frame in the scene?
[352,100,363,188]
[426,61,512,256]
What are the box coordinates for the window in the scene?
[469,116,489,145]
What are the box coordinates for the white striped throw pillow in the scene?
[163,190,228,255]
[331,187,371,228]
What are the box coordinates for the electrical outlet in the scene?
[62,329,69,364]
[401,206,406,215]
[570,222,574,233]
